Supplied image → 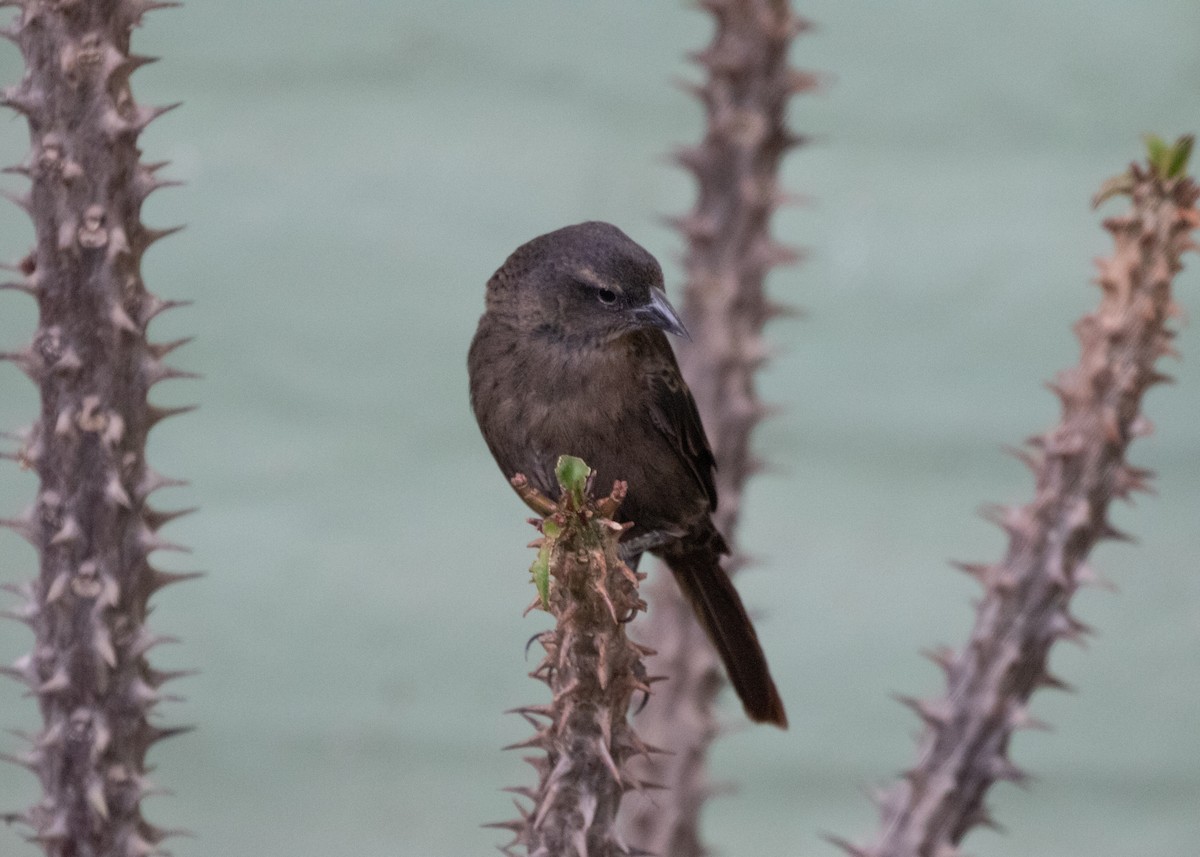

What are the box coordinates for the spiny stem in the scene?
[493,457,652,857]
[834,140,1198,857]
[622,0,811,853]
[0,3,192,855]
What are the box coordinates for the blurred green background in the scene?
[1,2,1197,855]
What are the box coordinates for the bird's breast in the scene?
[519,345,633,456]
[470,325,639,494]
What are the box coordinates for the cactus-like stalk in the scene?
[491,457,655,857]
[830,139,1198,857]
[622,0,812,853]
[0,2,190,855]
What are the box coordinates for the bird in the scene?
[468,221,787,727]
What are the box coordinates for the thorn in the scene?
[893,693,951,730]
[124,0,183,27]
[36,721,66,749]
[521,754,549,775]
[54,407,75,436]
[774,129,808,153]
[1047,610,1093,646]
[784,68,821,94]
[147,336,194,359]
[502,732,549,752]
[137,468,189,498]
[147,566,203,594]
[949,560,991,588]
[37,667,69,696]
[143,823,195,844]
[110,303,141,334]
[987,755,1031,787]
[979,503,1031,538]
[0,661,33,687]
[920,645,957,677]
[144,350,202,384]
[135,175,185,204]
[1036,670,1075,693]
[1074,563,1118,593]
[143,506,198,531]
[105,473,133,509]
[86,778,109,820]
[1006,704,1051,733]
[52,346,82,374]
[49,516,81,546]
[672,144,711,177]
[138,223,185,249]
[119,53,160,75]
[0,347,40,381]
[665,211,718,243]
[139,294,193,325]
[820,833,872,857]
[1128,414,1155,439]
[500,785,537,800]
[44,571,69,604]
[0,580,30,597]
[1044,375,1087,409]
[92,626,117,669]
[127,628,181,658]
[623,848,656,857]
[764,299,803,320]
[0,188,31,215]
[146,403,198,428]
[131,101,183,133]
[749,237,801,272]
[0,511,38,546]
[143,724,194,747]
[1142,367,1171,386]
[138,525,190,555]
[1112,464,1156,500]
[1001,443,1041,475]
[0,605,35,626]
[506,703,553,721]
[0,85,43,118]
[144,358,201,385]
[0,750,39,773]
[1096,519,1134,543]
[0,279,38,297]
[146,667,198,688]
[964,796,1003,830]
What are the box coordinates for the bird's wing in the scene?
[639,334,719,512]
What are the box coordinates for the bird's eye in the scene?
[596,288,617,305]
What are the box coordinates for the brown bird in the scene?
[468,221,786,727]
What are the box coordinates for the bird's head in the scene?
[486,221,688,343]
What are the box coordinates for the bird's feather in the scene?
[637,333,719,514]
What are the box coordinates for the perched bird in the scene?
[468,221,786,727]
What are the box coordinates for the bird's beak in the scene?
[635,288,690,339]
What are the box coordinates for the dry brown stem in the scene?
[832,156,1199,857]
[493,463,655,857]
[0,2,191,855]
[622,0,811,853]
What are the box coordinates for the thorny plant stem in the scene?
[833,147,1199,857]
[494,460,658,857]
[621,0,812,854]
[0,3,192,856]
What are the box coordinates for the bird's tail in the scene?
[660,535,787,728]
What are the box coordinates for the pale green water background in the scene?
[0,2,1197,856]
